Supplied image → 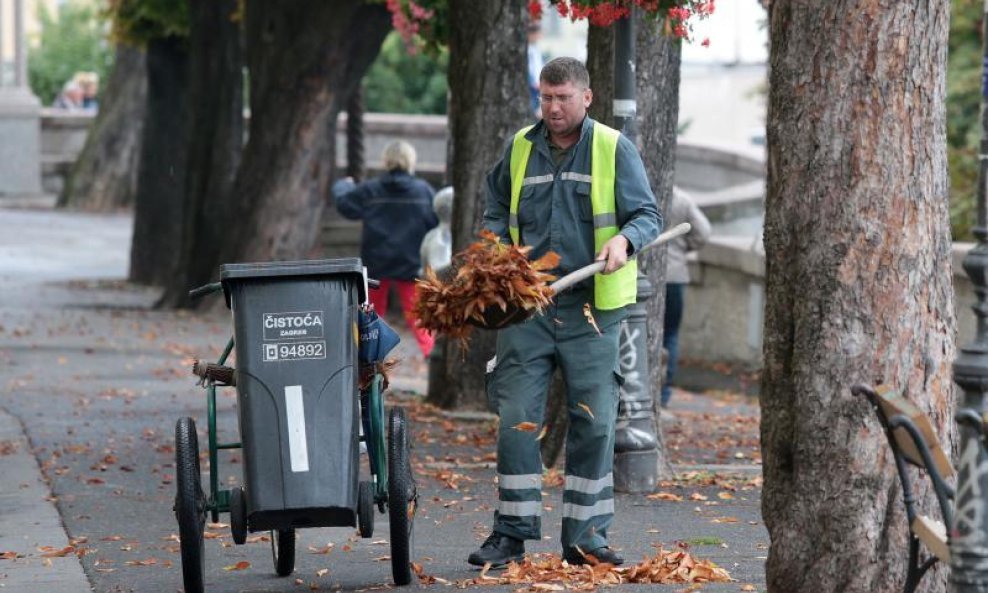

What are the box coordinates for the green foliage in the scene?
[364,32,448,115]
[27,1,113,106]
[948,0,983,240]
[107,0,190,45]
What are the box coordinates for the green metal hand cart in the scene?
[174,259,416,593]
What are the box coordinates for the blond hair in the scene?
[382,140,416,174]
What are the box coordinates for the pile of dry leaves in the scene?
[416,545,732,589]
[415,231,559,342]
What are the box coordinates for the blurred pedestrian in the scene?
[527,21,544,116]
[52,80,84,110]
[661,187,711,419]
[333,140,438,358]
[75,72,100,110]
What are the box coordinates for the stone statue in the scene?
[419,186,453,274]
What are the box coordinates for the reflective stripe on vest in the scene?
[507,122,637,310]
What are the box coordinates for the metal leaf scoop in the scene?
[467,222,693,329]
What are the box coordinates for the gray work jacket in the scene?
[482,117,662,292]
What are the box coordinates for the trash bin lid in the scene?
[220,258,367,305]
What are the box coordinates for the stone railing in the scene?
[39,110,765,205]
[679,237,976,369]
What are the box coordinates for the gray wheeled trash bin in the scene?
[220,258,367,532]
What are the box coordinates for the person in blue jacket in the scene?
[468,57,661,569]
[333,141,438,357]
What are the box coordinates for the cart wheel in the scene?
[358,480,375,538]
[175,417,206,593]
[387,407,416,586]
[230,486,247,545]
[271,528,296,576]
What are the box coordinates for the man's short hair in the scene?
[540,57,590,90]
[382,140,417,174]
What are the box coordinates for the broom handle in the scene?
[548,222,693,295]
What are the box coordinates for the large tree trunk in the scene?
[586,24,614,126]
[156,0,243,308]
[58,44,146,211]
[635,15,679,481]
[128,37,190,286]
[220,0,391,265]
[761,2,954,592]
[426,0,531,410]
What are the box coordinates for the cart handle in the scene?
[188,282,222,301]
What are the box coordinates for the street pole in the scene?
[950,2,988,590]
[611,10,660,493]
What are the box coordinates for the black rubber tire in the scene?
[271,528,296,576]
[358,480,375,538]
[387,406,415,586]
[230,486,247,545]
[175,417,206,593]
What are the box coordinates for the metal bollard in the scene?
[951,243,988,592]
[951,3,988,589]
[613,272,658,493]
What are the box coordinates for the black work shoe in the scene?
[467,533,526,567]
[563,546,625,566]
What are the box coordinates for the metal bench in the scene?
[852,383,954,593]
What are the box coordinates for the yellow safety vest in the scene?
[508,122,637,310]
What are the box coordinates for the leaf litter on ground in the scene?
[416,546,732,589]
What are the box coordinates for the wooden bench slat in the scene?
[875,386,954,478]
[912,515,950,562]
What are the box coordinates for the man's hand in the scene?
[596,234,630,274]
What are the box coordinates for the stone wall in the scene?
[679,237,975,369]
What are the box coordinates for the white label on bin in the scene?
[262,311,325,341]
[263,340,326,362]
[284,385,309,473]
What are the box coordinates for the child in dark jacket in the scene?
[333,141,438,357]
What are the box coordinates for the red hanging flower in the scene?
[528,0,543,21]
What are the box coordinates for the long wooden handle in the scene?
[548,222,693,295]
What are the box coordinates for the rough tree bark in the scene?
[635,15,680,481]
[426,0,531,410]
[128,37,189,286]
[761,2,954,592]
[156,0,243,308]
[59,44,146,211]
[346,86,366,181]
[220,0,391,265]
[586,24,614,126]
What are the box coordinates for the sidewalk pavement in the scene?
[0,206,766,592]
[0,408,91,592]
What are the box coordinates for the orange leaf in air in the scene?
[583,303,602,335]
[513,422,539,432]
